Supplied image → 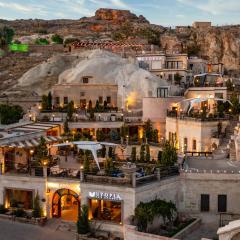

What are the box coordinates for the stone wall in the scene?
[179,173,240,215]
[124,223,177,240]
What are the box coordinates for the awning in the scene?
[3,136,61,148]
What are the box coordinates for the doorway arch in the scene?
[52,189,80,222]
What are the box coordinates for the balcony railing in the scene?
[167,110,231,122]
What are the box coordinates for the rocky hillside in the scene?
[0,8,163,40]
[161,26,240,76]
[0,8,240,90]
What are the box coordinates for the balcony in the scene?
[1,156,180,188]
[167,110,231,122]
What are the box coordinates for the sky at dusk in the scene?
[0,0,240,26]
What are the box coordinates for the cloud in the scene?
[177,0,240,15]
[0,1,33,12]
[110,0,129,9]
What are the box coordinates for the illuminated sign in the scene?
[88,191,122,201]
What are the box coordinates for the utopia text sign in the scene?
[88,191,122,201]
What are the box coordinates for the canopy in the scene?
[53,141,104,170]
[185,97,232,114]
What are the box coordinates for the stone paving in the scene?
[182,223,218,240]
[0,218,76,240]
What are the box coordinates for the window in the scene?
[218,195,227,212]
[168,74,173,81]
[99,96,103,104]
[88,199,122,224]
[106,96,111,104]
[55,97,60,105]
[192,140,197,151]
[157,88,169,98]
[63,97,68,105]
[82,77,89,84]
[215,93,223,99]
[201,194,210,212]
[80,92,85,97]
[184,138,188,152]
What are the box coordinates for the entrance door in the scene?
[80,99,86,109]
[52,189,80,222]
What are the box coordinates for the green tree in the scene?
[47,92,52,110]
[77,205,90,234]
[83,153,90,173]
[174,73,182,85]
[41,95,48,111]
[0,26,14,47]
[35,136,49,164]
[145,144,151,162]
[32,192,43,218]
[108,147,113,158]
[51,34,63,44]
[157,151,162,165]
[104,157,114,175]
[161,141,178,167]
[64,120,70,135]
[152,129,159,143]
[131,147,137,162]
[226,79,234,91]
[67,101,74,120]
[96,129,105,141]
[144,119,153,142]
[95,100,100,112]
[88,100,92,111]
[230,93,240,115]
[140,144,145,162]
[101,145,106,158]
[186,43,201,57]
[35,38,49,45]
[0,104,24,124]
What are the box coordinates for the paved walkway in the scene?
[0,219,75,240]
[182,222,218,240]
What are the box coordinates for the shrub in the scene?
[140,144,145,162]
[51,34,63,44]
[135,199,177,232]
[145,144,151,162]
[14,208,26,218]
[32,192,43,218]
[131,147,137,162]
[161,141,178,167]
[77,205,90,234]
[0,204,7,214]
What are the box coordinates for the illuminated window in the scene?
[106,96,111,104]
[88,199,122,224]
[192,140,197,151]
[64,97,68,105]
[55,97,60,105]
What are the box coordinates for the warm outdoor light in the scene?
[41,158,49,166]
[30,149,34,154]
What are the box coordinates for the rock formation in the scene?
[12,50,170,109]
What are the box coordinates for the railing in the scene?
[185,151,213,157]
[167,110,231,122]
[85,174,131,186]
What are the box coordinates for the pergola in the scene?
[177,97,233,114]
[52,141,119,170]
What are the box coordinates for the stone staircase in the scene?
[213,120,238,160]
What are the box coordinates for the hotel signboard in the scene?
[88,191,122,201]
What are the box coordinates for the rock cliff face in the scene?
[161,26,240,75]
